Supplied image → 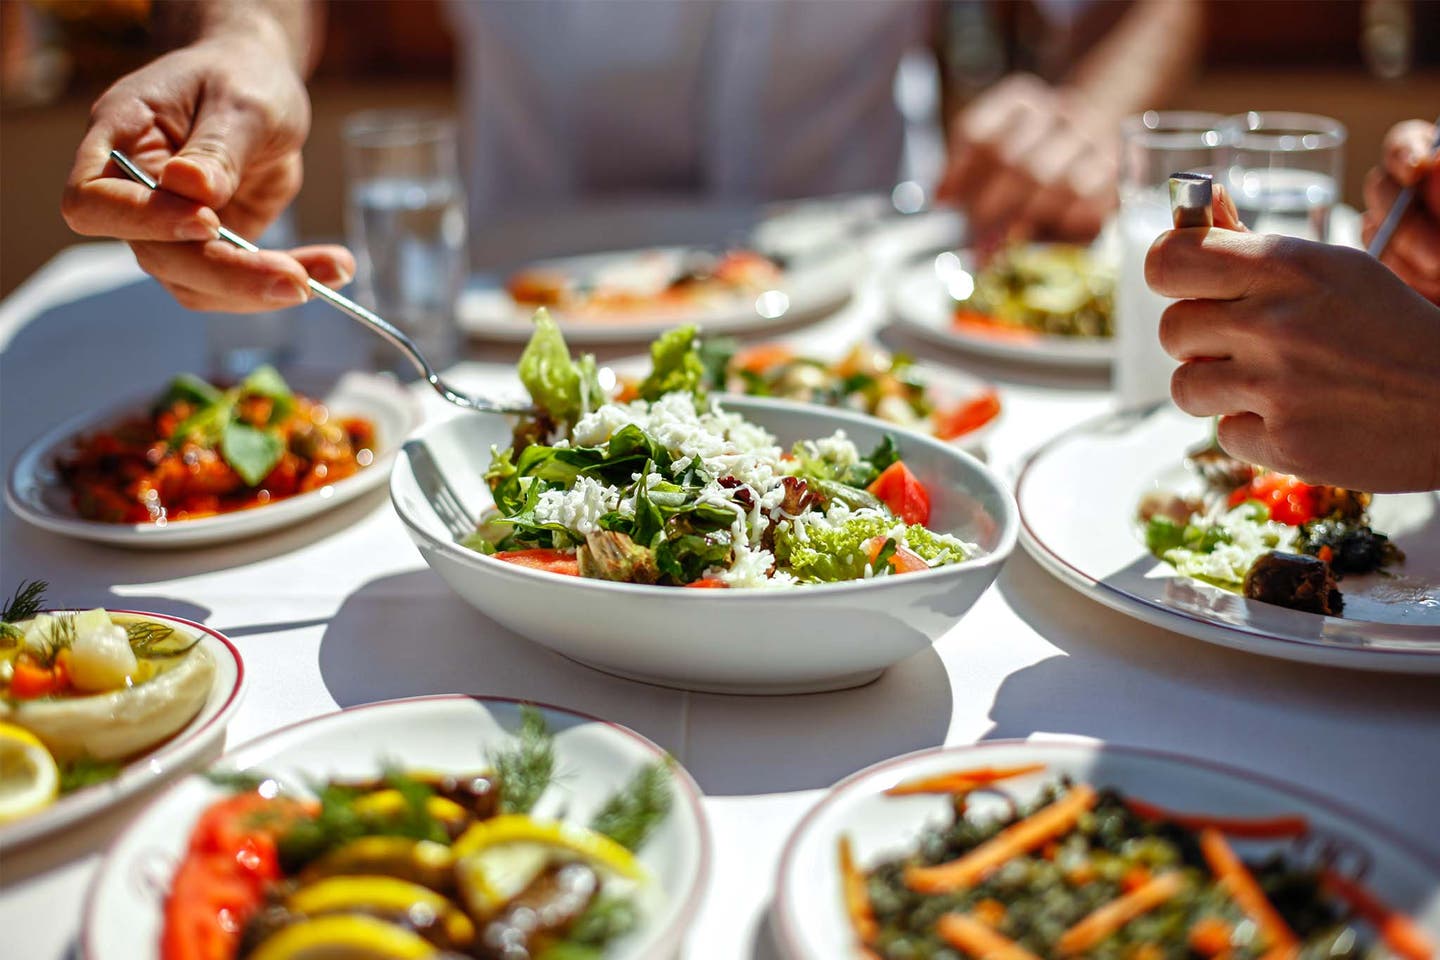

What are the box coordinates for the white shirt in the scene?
[446,0,929,223]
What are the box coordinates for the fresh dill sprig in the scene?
[60,757,124,794]
[30,613,77,668]
[560,895,640,948]
[589,759,673,851]
[204,769,270,793]
[0,580,48,644]
[126,620,198,658]
[492,704,556,814]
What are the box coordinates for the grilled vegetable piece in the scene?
[1186,444,1255,492]
[1297,518,1404,575]
[1243,551,1343,615]
[477,862,599,959]
[577,531,659,584]
[298,838,456,893]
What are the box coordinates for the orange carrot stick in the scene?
[885,764,1046,797]
[1199,828,1300,956]
[1321,868,1436,960]
[1124,797,1309,839]
[838,836,879,946]
[1187,917,1234,956]
[905,784,1098,894]
[936,913,1043,960]
[1056,870,1186,955]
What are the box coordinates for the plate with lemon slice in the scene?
[0,588,245,848]
[83,695,710,960]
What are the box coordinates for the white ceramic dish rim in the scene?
[79,693,712,960]
[888,255,1114,367]
[772,737,1440,959]
[1016,403,1440,659]
[5,372,420,545]
[0,610,246,849]
[390,395,1019,600]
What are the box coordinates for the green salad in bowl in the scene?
[459,311,979,589]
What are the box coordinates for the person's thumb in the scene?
[158,95,267,210]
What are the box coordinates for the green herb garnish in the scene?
[589,759,672,851]
[164,366,295,486]
[60,757,124,794]
[0,580,48,644]
[492,705,556,814]
[204,769,270,793]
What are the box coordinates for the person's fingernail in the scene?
[265,278,308,305]
[177,221,218,242]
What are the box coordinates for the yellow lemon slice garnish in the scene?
[0,722,59,824]
[248,914,437,960]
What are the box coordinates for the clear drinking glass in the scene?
[1115,111,1228,408]
[343,110,468,374]
[1222,112,1346,242]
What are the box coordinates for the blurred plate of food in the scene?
[0,594,244,849]
[776,739,1440,960]
[1017,404,1440,672]
[6,367,419,549]
[83,695,710,960]
[609,338,1002,455]
[458,245,860,344]
[889,244,1115,368]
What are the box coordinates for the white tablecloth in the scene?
[2,241,1437,960]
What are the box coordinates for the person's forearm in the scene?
[1064,0,1203,120]
[153,0,319,76]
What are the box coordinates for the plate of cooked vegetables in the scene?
[83,695,709,960]
[1017,404,1440,672]
[6,366,419,548]
[611,339,1002,455]
[0,583,244,848]
[890,245,1115,369]
[391,312,1016,693]
[458,245,859,344]
[776,739,1440,960]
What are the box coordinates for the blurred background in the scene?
[2,0,1437,298]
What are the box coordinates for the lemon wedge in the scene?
[452,814,644,916]
[248,914,437,960]
[0,722,60,823]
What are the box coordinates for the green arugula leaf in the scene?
[221,420,285,486]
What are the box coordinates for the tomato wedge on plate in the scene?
[494,549,581,576]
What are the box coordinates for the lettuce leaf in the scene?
[637,325,704,402]
[518,308,601,422]
[773,516,967,582]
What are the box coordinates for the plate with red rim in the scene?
[774,739,1440,960]
[458,245,862,344]
[6,370,420,549]
[0,610,245,849]
[82,695,711,960]
[888,252,1114,369]
[1016,404,1440,672]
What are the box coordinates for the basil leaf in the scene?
[221,421,285,486]
[156,373,223,411]
[239,365,295,420]
[168,401,232,450]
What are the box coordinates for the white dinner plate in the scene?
[458,246,861,344]
[83,695,710,960]
[6,370,420,549]
[1017,404,1440,672]
[888,253,1114,369]
[602,349,1003,456]
[1,611,244,849]
[775,739,1440,960]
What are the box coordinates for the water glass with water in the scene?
[1222,112,1345,242]
[1115,111,1228,408]
[208,208,300,378]
[343,111,468,374]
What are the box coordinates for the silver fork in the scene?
[402,439,477,539]
[110,149,533,417]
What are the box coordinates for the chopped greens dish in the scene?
[56,366,377,523]
[461,311,979,587]
[1138,442,1403,616]
[619,339,1001,443]
[951,244,1114,340]
[163,707,673,959]
[843,767,1433,960]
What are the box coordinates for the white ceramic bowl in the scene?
[0,611,245,849]
[84,695,710,960]
[390,397,1017,694]
[6,370,419,549]
[775,740,1440,960]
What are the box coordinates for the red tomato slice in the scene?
[866,461,931,526]
[865,537,930,574]
[494,549,582,576]
[932,389,1001,441]
[1227,473,1320,526]
[684,578,729,588]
